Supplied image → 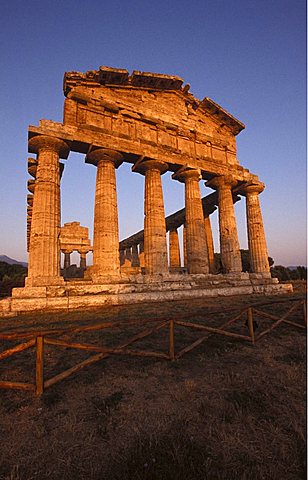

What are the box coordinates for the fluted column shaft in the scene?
[64,252,71,269]
[144,163,168,274]
[174,169,209,274]
[244,184,270,273]
[204,216,216,273]
[169,229,181,268]
[183,225,187,268]
[119,249,125,266]
[86,148,123,279]
[26,135,69,286]
[208,176,242,273]
[139,241,145,268]
[79,252,87,270]
[133,159,168,275]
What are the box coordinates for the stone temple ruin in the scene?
[0,66,292,316]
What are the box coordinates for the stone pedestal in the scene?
[242,183,270,274]
[26,135,69,286]
[133,159,168,275]
[86,148,123,280]
[204,216,216,273]
[174,168,209,274]
[169,228,181,268]
[207,175,242,273]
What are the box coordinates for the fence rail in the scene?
[0,297,306,396]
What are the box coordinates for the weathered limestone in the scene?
[169,229,181,269]
[26,135,69,286]
[204,216,216,273]
[133,159,168,275]
[86,148,123,280]
[173,168,209,274]
[207,175,242,273]
[242,183,270,274]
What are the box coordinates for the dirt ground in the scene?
[0,290,306,480]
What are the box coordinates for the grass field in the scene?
[0,291,306,480]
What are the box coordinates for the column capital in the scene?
[28,135,70,159]
[240,182,265,196]
[206,175,237,190]
[85,148,123,168]
[62,249,73,255]
[172,166,201,183]
[132,158,168,175]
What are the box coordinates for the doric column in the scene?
[86,148,123,280]
[207,175,242,273]
[139,241,145,268]
[169,229,181,268]
[64,251,71,269]
[242,183,270,274]
[79,251,87,270]
[133,159,168,275]
[26,135,69,286]
[183,225,187,269]
[119,248,125,266]
[173,168,209,274]
[131,244,140,267]
[204,216,216,273]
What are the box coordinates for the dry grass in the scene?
[0,292,306,480]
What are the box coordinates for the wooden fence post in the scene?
[169,319,175,360]
[36,336,44,396]
[247,308,255,344]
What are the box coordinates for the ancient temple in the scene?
[0,66,292,316]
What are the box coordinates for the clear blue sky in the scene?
[0,0,306,266]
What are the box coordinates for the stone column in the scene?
[79,252,87,270]
[26,135,69,286]
[169,228,181,268]
[86,148,123,280]
[204,216,216,273]
[139,240,145,268]
[131,244,140,267]
[207,175,242,273]
[173,168,209,274]
[242,183,270,274]
[119,248,125,266]
[64,251,71,269]
[183,225,187,269]
[133,159,168,275]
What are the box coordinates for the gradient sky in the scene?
[0,0,306,267]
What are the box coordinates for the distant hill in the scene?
[0,255,28,268]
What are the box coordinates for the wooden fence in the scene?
[0,297,306,396]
